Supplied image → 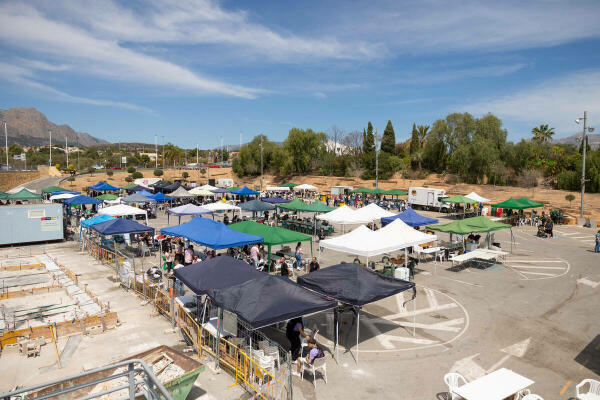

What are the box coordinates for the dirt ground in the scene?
[63,167,600,220]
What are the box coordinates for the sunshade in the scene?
[278,198,332,212]
[238,199,275,212]
[303,200,335,213]
[351,187,373,194]
[317,205,373,225]
[167,203,212,224]
[371,188,387,195]
[7,186,36,194]
[188,187,216,196]
[41,185,67,193]
[121,183,138,190]
[95,193,118,201]
[50,193,78,201]
[319,225,404,257]
[383,189,408,196]
[200,202,241,212]
[426,215,511,234]
[294,184,317,191]
[211,188,229,194]
[161,217,263,249]
[227,187,241,192]
[207,275,337,329]
[229,220,311,247]
[517,197,544,208]
[231,186,259,196]
[91,218,153,236]
[377,219,437,247]
[281,182,298,188]
[138,189,154,197]
[491,197,529,210]
[381,208,438,227]
[7,188,42,200]
[124,185,146,193]
[99,204,147,218]
[64,195,101,205]
[352,203,395,221]
[80,214,115,228]
[265,186,290,192]
[150,180,171,189]
[261,196,290,204]
[298,263,415,307]
[134,177,161,188]
[465,192,490,203]
[174,256,264,295]
[88,181,120,191]
[121,193,157,204]
[441,195,478,204]
[163,181,182,192]
[169,187,194,198]
[52,190,80,195]
[197,184,218,191]
[147,192,172,202]
[0,191,8,200]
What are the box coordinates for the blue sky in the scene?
[1,0,600,148]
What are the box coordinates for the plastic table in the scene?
[454,368,534,400]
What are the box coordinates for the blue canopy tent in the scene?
[79,214,115,239]
[52,190,81,196]
[261,196,291,204]
[64,195,102,206]
[167,203,213,224]
[231,186,259,196]
[211,188,229,194]
[91,218,154,236]
[381,207,439,227]
[161,217,263,250]
[148,192,172,202]
[89,181,121,191]
[138,189,155,197]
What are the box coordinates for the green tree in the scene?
[106,170,113,177]
[154,169,163,177]
[565,193,575,207]
[416,125,430,148]
[127,166,136,173]
[409,123,419,155]
[361,122,376,173]
[140,154,150,166]
[381,120,396,154]
[232,135,280,176]
[279,128,327,176]
[131,171,143,179]
[182,171,189,181]
[531,124,555,143]
[125,176,133,183]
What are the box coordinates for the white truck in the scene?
[407,187,450,211]
[330,185,353,196]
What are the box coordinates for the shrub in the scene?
[87,167,94,176]
[131,171,143,179]
[516,168,539,188]
[565,193,575,207]
[106,170,113,177]
[125,176,133,183]
[182,171,189,180]
[556,170,579,191]
[154,169,163,177]
[127,166,136,174]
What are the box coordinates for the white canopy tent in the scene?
[104,198,122,206]
[200,201,242,215]
[377,219,437,247]
[352,203,395,223]
[188,187,216,196]
[265,186,290,192]
[319,225,403,258]
[98,204,148,224]
[50,193,78,201]
[197,184,218,191]
[7,186,36,194]
[316,205,373,227]
[134,177,162,188]
[169,187,195,199]
[465,192,491,203]
[294,184,317,191]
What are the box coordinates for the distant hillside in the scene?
[0,107,109,147]
[553,132,600,149]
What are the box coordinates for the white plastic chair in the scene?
[301,325,319,353]
[443,372,467,400]
[515,389,531,400]
[413,246,424,261]
[300,356,327,388]
[576,379,600,400]
[258,340,280,369]
[522,395,544,400]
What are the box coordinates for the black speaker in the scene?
[208,178,215,186]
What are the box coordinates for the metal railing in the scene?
[0,359,172,400]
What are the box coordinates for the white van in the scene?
[408,187,450,211]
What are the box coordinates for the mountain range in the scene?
[553,132,600,149]
[0,107,109,147]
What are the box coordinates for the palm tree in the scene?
[416,125,430,148]
[531,124,555,143]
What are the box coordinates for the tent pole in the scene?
[216,308,222,370]
[335,307,339,363]
[413,294,416,337]
[356,309,360,364]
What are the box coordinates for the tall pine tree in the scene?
[362,122,376,174]
[409,123,419,155]
[381,120,396,154]
[365,122,375,153]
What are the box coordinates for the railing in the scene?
[0,358,172,400]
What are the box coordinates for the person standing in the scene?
[308,257,320,273]
[595,230,600,253]
[165,247,173,272]
[250,243,259,268]
[294,242,303,270]
[172,259,185,296]
[279,257,290,278]
[286,317,309,362]
[184,244,194,266]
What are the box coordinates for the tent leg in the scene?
[356,310,359,364]
[334,307,339,364]
[216,308,222,370]
[413,296,416,337]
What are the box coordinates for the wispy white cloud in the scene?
[393,63,527,85]
[464,69,600,133]
[0,61,152,112]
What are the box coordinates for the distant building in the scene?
[325,139,349,155]
[139,152,158,161]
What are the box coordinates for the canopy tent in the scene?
[297,262,416,362]
[161,217,262,250]
[294,183,317,191]
[80,214,115,228]
[319,225,404,258]
[150,180,171,190]
[227,187,241,192]
[351,187,373,194]
[64,195,101,206]
[0,191,8,200]
[207,275,337,330]
[352,203,395,222]
[370,188,387,195]
[50,193,78,201]
[210,188,229,194]
[136,189,154,197]
[91,217,153,236]
[441,195,478,205]
[52,190,80,195]
[517,197,544,208]
[104,198,122,206]
[231,186,259,196]
[277,198,312,212]
[281,182,298,188]
[7,186,36,194]
[316,205,372,226]
[7,188,42,201]
[377,219,437,247]
[261,196,290,204]
[383,189,408,196]
[265,186,290,192]
[41,185,67,194]
[229,220,312,261]
[98,204,148,224]
[134,177,161,188]
[169,186,195,198]
[200,201,241,213]
[303,200,335,213]
[174,256,263,295]
[88,181,120,191]
[121,193,157,204]
[426,216,511,234]
[124,185,146,193]
[188,187,216,196]
[238,199,275,212]
[465,192,490,203]
[197,184,218,191]
[163,181,182,192]
[491,197,529,210]
[167,203,212,224]
[95,193,118,201]
[147,192,172,202]
[381,208,439,227]
[121,183,138,190]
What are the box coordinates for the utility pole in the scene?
[154,134,158,169]
[575,112,594,219]
[118,141,121,169]
[161,135,165,169]
[260,135,264,190]
[66,136,69,168]
[221,136,224,164]
[77,132,80,171]
[196,144,199,164]
[49,130,52,166]
[3,121,7,170]
[375,129,379,189]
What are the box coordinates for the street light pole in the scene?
[49,130,52,166]
[575,111,591,219]
[154,135,158,169]
[161,136,165,169]
[3,121,7,170]
[260,135,264,190]
[375,129,379,189]
[77,132,80,171]
[66,136,69,168]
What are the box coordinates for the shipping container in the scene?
[0,204,64,245]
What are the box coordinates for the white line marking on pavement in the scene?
[577,278,600,288]
[383,303,458,320]
[570,236,593,239]
[519,271,557,277]
[424,288,439,309]
[510,265,566,270]
[437,275,483,287]
[503,265,529,279]
[383,318,465,333]
[508,260,564,263]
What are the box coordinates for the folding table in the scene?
[454,368,534,400]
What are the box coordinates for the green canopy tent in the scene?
[351,187,373,194]
[371,188,387,195]
[281,182,299,188]
[95,193,118,201]
[121,183,138,190]
[227,186,241,192]
[441,195,478,218]
[7,189,42,201]
[517,197,544,208]
[277,198,309,212]
[383,189,408,197]
[491,197,529,210]
[277,199,335,234]
[41,185,67,194]
[0,191,8,200]
[229,220,313,263]
[427,215,513,251]
[303,200,335,213]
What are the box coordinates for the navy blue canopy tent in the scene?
[91,217,154,236]
[163,181,182,192]
[231,186,259,196]
[174,256,263,295]
[381,207,439,227]
[160,217,263,249]
[64,195,101,205]
[89,181,121,191]
[261,196,291,204]
[138,189,155,197]
[125,185,146,193]
[211,188,229,194]
[207,275,337,329]
[297,263,416,363]
[121,193,157,204]
[239,199,275,212]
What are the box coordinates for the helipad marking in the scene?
[519,271,556,277]
[382,303,457,320]
[511,265,566,270]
